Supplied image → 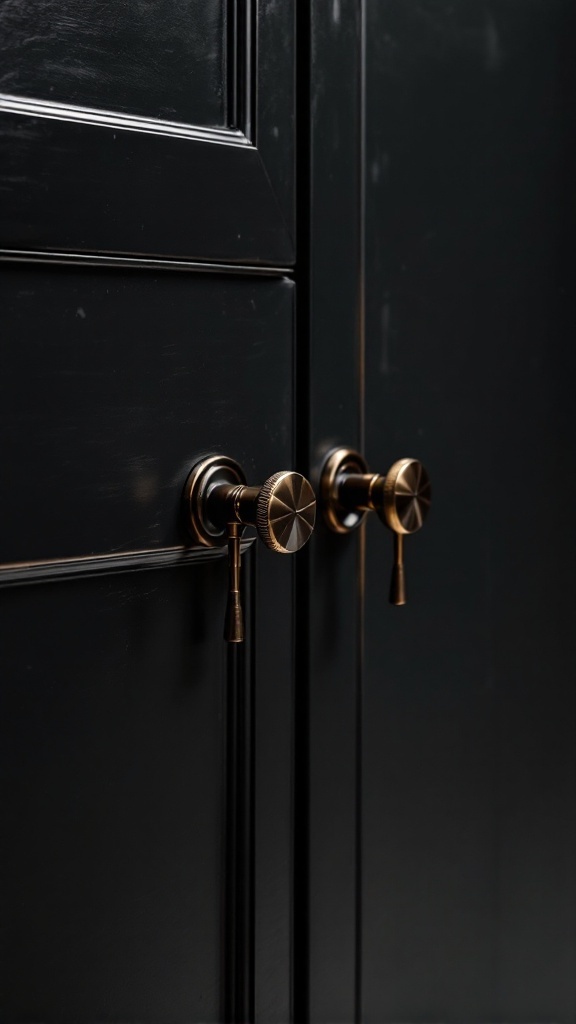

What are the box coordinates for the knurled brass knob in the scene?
[256,471,316,553]
[183,457,316,642]
[320,447,431,605]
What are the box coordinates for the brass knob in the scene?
[320,448,431,605]
[379,458,432,535]
[183,456,316,641]
[255,471,316,553]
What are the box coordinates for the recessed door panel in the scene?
[0,561,230,1021]
[0,1,295,263]
[0,265,294,563]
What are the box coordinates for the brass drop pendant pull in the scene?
[225,522,244,642]
[184,456,316,642]
[320,448,431,605]
[390,532,406,606]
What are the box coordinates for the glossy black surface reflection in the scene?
[0,0,227,126]
[0,2,295,263]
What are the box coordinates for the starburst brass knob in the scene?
[320,448,431,605]
[256,471,316,553]
[183,457,316,642]
[380,458,432,534]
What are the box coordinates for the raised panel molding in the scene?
[0,94,251,146]
[0,542,254,589]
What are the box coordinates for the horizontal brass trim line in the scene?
[0,250,293,277]
[0,540,254,588]
[0,92,251,146]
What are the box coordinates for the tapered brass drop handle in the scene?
[320,448,431,605]
[184,456,316,641]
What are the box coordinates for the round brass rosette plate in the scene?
[183,455,246,547]
[320,447,369,533]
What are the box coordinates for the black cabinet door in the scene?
[1,4,295,1021]
[361,4,576,1019]
[302,2,575,1022]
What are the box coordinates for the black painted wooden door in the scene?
[1,4,296,1021]
[301,3,575,1023]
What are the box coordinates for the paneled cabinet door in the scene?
[295,4,576,1023]
[0,3,296,1022]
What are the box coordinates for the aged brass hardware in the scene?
[184,456,316,642]
[320,448,431,605]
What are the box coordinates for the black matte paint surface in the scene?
[0,565,226,1020]
[0,120,294,264]
[299,5,363,1021]
[363,1,576,1019]
[0,0,226,126]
